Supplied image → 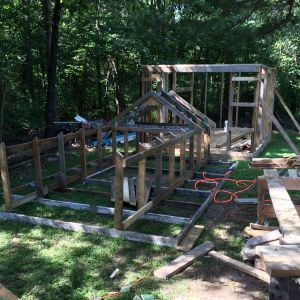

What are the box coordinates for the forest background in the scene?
[1,0,299,141]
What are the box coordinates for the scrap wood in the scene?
[208,250,270,283]
[154,242,214,280]
[176,224,204,252]
[244,226,272,238]
[245,230,282,248]
[250,223,278,231]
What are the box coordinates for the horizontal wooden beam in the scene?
[230,102,256,107]
[142,64,263,73]
[232,76,257,81]
[36,198,189,225]
[0,211,178,247]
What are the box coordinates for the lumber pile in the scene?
[242,223,300,278]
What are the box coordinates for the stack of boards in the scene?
[243,223,300,278]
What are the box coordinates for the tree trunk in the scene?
[0,80,6,143]
[45,0,62,137]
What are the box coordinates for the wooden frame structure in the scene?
[0,90,228,248]
[141,64,299,159]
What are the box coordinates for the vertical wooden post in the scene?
[204,130,210,159]
[180,138,186,176]
[189,135,195,169]
[235,72,241,127]
[204,72,208,115]
[112,128,117,163]
[57,132,67,188]
[251,68,262,153]
[172,72,177,90]
[114,151,124,230]
[135,132,139,153]
[190,73,195,105]
[123,130,129,158]
[0,143,12,211]
[196,130,202,166]
[32,136,44,196]
[79,128,87,179]
[155,151,162,195]
[257,176,266,224]
[168,145,175,186]
[97,125,103,169]
[137,143,146,209]
[219,72,224,128]
[227,73,234,152]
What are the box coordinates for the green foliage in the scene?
[1,0,300,140]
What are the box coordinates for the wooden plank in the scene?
[276,89,300,133]
[168,145,175,185]
[12,188,48,208]
[32,136,44,196]
[188,135,194,169]
[57,132,67,188]
[0,143,13,211]
[0,283,20,300]
[232,76,257,81]
[246,230,283,248]
[155,151,162,195]
[266,261,300,277]
[216,128,253,148]
[204,131,210,158]
[79,128,87,179]
[259,97,300,155]
[244,226,272,237]
[250,223,278,231]
[124,130,194,167]
[142,64,262,74]
[219,72,224,128]
[209,250,270,283]
[176,225,204,252]
[0,211,177,247]
[137,157,146,209]
[114,152,124,230]
[36,198,189,225]
[227,73,234,151]
[97,125,103,169]
[230,102,256,107]
[154,242,214,279]
[6,141,32,155]
[180,138,186,175]
[264,169,300,244]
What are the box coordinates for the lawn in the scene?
[0,131,299,300]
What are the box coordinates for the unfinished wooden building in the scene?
[141,64,279,159]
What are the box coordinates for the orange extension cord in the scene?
[193,171,260,222]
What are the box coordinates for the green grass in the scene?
[1,131,300,299]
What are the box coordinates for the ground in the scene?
[1,131,299,300]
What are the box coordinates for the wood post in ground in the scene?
[0,143,12,211]
[155,151,162,195]
[180,139,186,176]
[227,73,234,152]
[114,151,124,230]
[57,132,67,188]
[32,136,44,196]
[168,145,175,186]
[137,148,146,209]
[189,135,194,169]
[219,72,224,128]
[79,128,87,179]
[257,176,266,224]
[124,130,129,158]
[112,128,117,163]
[97,125,103,169]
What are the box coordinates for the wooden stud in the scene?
[227,73,234,152]
[0,143,12,211]
[112,128,117,163]
[96,125,103,169]
[32,136,44,196]
[257,176,266,224]
[180,139,186,176]
[114,151,124,230]
[219,73,224,128]
[155,151,162,195]
[57,132,67,188]
[235,72,241,127]
[79,128,87,179]
[190,73,195,105]
[204,72,208,115]
[168,145,175,186]
[189,135,194,169]
[204,130,210,159]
